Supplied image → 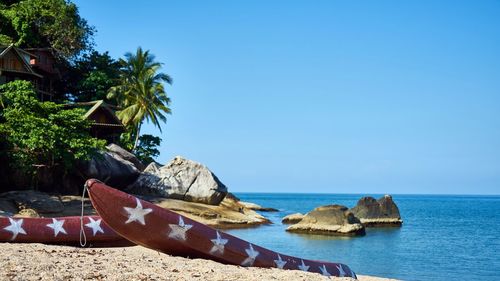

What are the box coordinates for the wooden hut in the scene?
[65,100,125,143]
[0,45,63,101]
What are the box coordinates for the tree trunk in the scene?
[132,122,142,152]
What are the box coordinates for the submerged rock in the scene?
[127,156,228,205]
[286,205,365,236]
[239,201,279,212]
[350,195,403,227]
[281,213,305,224]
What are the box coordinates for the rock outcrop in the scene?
[106,143,146,171]
[0,198,18,217]
[350,195,403,226]
[127,156,228,205]
[286,205,365,236]
[0,190,269,228]
[0,152,270,228]
[0,190,64,217]
[79,146,141,189]
[281,213,305,224]
[145,193,270,228]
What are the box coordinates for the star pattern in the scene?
[336,264,346,277]
[319,264,331,277]
[274,254,287,269]
[298,260,310,271]
[210,231,228,255]
[85,217,104,236]
[3,218,27,240]
[124,198,153,225]
[168,216,193,241]
[47,218,67,237]
[241,243,259,266]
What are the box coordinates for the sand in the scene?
[0,243,398,281]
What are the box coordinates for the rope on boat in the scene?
[79,182,88,247]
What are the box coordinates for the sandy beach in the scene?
[0,243,397,281]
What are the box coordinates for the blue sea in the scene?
[225,193,500,281]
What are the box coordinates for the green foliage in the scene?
[108,47,172,150]
[0,0,94,58]
[0,4,15,45]
[67,51,121,102]
[134,134,162,164]
[117,128,135,151]
[0,34,13,45]
[0,81,105,176]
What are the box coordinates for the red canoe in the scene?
[0,215,130,247]
[86,179,357,278]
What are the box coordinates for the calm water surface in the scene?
[225,193,500,281]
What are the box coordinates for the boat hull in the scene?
[0,215,130,247]
[86,179,357,278]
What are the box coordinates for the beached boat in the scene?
[86,179,357,278]
[0,215,130,247]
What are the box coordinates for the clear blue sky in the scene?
[74,0,500,195]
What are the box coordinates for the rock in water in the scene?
[127,156,228,205]
[350,195,403,227]
[238,201,279,212]
[286,205,365,236]
[281,213,305,224]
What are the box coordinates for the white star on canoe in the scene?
[319,264,331,276]
[47,218,67,237]
[3,218,27,240]
[168,216,193,241]
[124,198,153,225]
[210,231,228,255]
[336,264,346,277]
[241,244,259,266]
[298,260,309,271]
[85,217,104,236]
[274,254,287,269]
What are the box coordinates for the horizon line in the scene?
[231,191,500,196]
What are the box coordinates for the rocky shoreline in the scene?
[0,146,403,280]
[0,190,270,229]
[0,149,271,228]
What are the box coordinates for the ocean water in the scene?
[225,193,500,281]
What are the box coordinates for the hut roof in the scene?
[65,100,124,129]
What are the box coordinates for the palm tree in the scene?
[108,47,172,151]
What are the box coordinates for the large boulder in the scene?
[282,213,305,224]
[350,195,403,226]
[286,205,365,236]
[127,156,228,205]
[0,198,18,217]
[79,147,141,189]
[0,190,64,216]
[146,194,270,228]
[106,143,146,171]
